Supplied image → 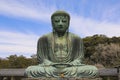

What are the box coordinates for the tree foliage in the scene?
[83,34,120,68]
[0,55,37,68]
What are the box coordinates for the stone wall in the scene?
[22,78,102,80]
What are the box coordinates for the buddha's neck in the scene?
[55,31,67,37]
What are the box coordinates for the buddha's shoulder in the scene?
[42,32,53,37]
[69,32,82,39]
[38,32,82,40]
[38,32,53,40]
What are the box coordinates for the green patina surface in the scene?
[25,10,98,78]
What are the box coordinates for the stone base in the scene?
[22,78,102,80]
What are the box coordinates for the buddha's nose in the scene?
[58,21,63,26]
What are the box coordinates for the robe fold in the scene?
[25,32,98,78]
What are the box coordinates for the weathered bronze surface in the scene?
[25,10,98,78]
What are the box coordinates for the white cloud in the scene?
[0,31,39,58]
[0,0,56,22]
[0,0,120,58]
[70,15,120,37]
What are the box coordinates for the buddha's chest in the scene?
[54,37,69,59]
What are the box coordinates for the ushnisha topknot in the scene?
[51,10,70,20]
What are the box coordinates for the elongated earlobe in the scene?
[53,28,55,34]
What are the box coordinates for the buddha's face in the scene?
[52,15,69,33]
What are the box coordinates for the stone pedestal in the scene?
[22,78,102,80]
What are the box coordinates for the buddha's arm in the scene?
[37,36,53,65]
[70,57,83,65]
[42,59,55,65]
[70,38,84,65]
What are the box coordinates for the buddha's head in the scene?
[51,10,70,34]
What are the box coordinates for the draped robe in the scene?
[25,32,98,78]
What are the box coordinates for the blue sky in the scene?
[0,0,120,58]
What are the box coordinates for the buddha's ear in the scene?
[66,28,69,33]
[52,28,55,33]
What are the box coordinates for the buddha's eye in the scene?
[54,19,59,23]
[62,19,67,23]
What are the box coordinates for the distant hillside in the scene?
[83,34,120,68]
